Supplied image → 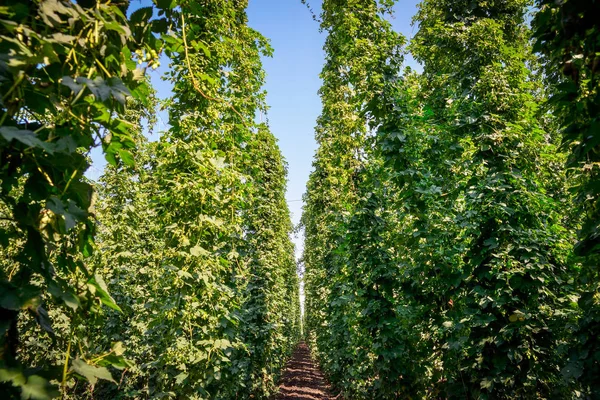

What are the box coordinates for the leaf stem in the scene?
[61,328,74,398]
[2,72,25,102]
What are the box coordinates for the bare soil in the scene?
[273,342,337,400]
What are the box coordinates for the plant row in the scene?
[302,0,599,398]
[0,0,300,399]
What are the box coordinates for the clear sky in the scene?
[245,0,422,259]
[88,0,423,259]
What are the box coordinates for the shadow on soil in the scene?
[273,342,337,400]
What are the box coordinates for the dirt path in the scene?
[274,342,336,400]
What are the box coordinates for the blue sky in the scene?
[88,0,423,258]
[245,0,422,257]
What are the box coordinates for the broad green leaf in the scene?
[71,358,115,385]
[87,274,121,312]
[0,127,55,154]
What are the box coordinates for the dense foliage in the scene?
[302,0,598,399]
[533,0,600,395]
[301,0,408,397]
[409,0,576,396]
[2,0,600,399]
[1,0,300,399]
[0,0,156,397]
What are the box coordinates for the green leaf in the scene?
[106,77,131,105]
[0,283,41,310]
[480,378,493,390]
[190,245,208,257]
[561,360,583,380]
[192,40,211,57]
[112,341,125,356]
[30,306,55,338]
[46,197,87,231]
[129,6,153,25]
[48,281,80,311]
[64,76,130,104]
[0,369,58,400]
[483,237,499,249]
[213,339,231,349]
[87,274,122,312]
[174,372,188,384]
[20,375,58,400]
[117,148,135,166]
[0,127,55,154]
[61,76,82,93]
[71,358,115,386]
[39,0,76,27]
[155,0,177,10]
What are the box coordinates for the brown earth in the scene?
[273,342,337,400]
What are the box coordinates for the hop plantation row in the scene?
[302,0,599,399]
[0,0,300,398]
[1,0,599,399]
